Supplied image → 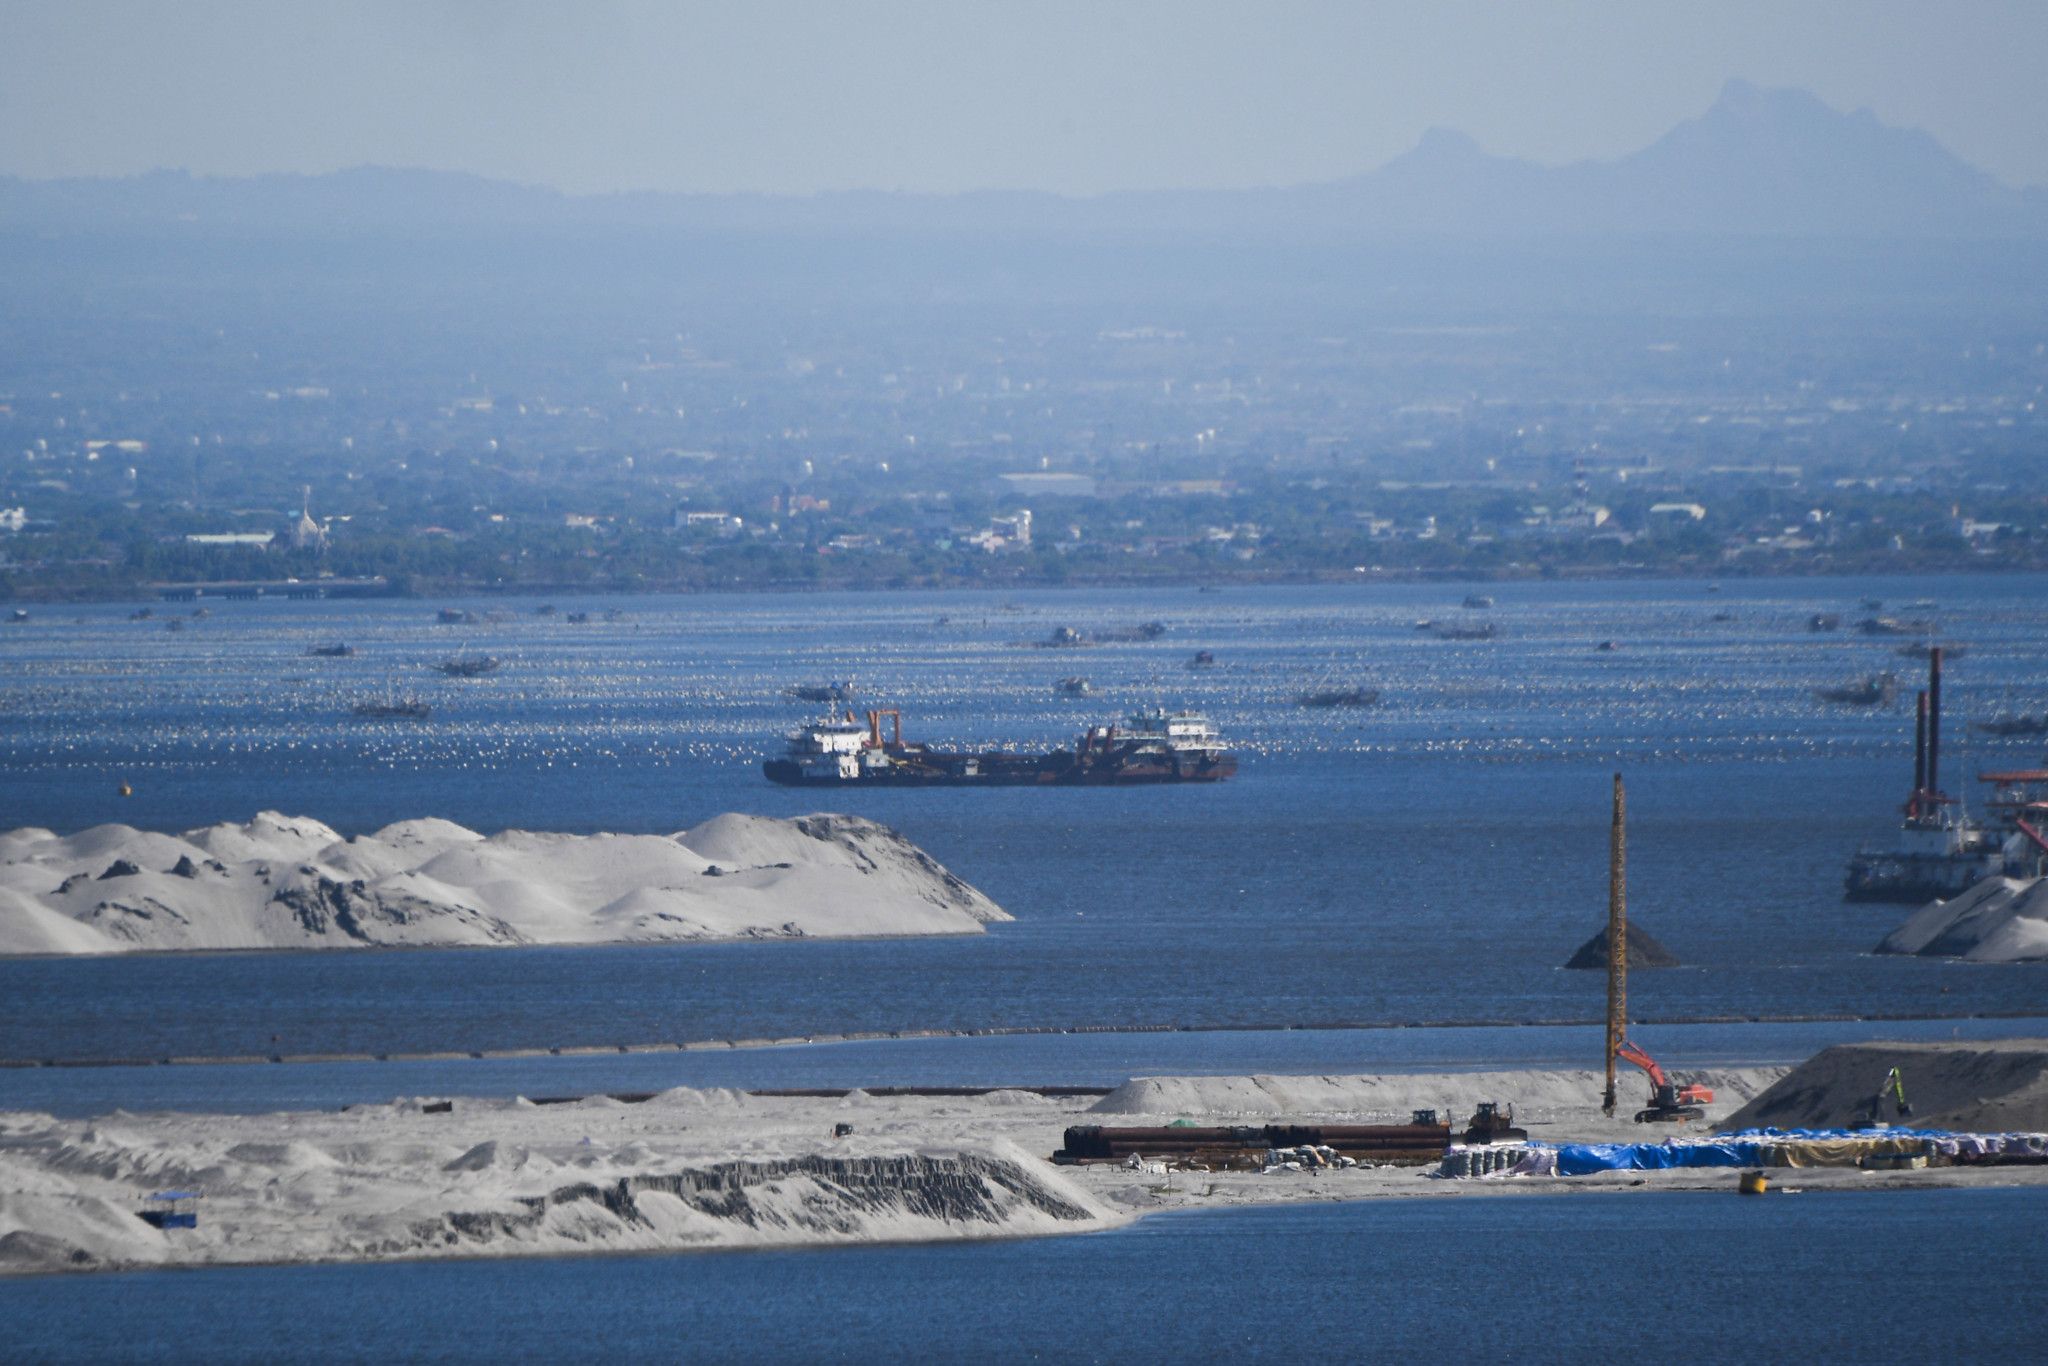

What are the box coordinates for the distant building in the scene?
[965,509,1033,553]
[291,487,329,551]
[186,532,276,548]
[998,472,1097,498]
[674,509,743,533]
[1649,502,1708,522]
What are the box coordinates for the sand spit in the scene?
[0,811,1007,956]
[1089,1068,1783,1125]
[1876,876,2048,963]
[0,1064,1814,1277]
[9,1051,2048,1277]
[1721,1040,2048,1133]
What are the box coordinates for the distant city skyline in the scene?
[3,0,2046,194]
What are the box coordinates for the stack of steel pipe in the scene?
[1053,1123,1451,1166]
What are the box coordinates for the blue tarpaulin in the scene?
[1555,1141,1775,1176]
[1552,1128,1965,1177]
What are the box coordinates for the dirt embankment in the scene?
[1719,1041,2048,1133]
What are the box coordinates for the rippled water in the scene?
[2,574,2044,1063]
[5,1189,2043,1363]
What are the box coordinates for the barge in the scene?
[763,706,1237,787]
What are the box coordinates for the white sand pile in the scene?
[1089,1068,1782,1129]
[1876,877,2048,963]
[1720,1040,2048,1133]
[0,811,1007,956]
[0,1094,1111,1275]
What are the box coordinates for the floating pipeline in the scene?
[1433,1128,2048,1180]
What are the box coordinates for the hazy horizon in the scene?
[5,0,2047,195]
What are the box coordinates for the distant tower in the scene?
[292,485,328,552]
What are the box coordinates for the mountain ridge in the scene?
[3,80,2040,239]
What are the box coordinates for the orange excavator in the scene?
[1615,1039,1716,1123]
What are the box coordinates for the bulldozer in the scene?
[1615,1039,1716,1123]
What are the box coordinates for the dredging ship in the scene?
[763,706,1238,786]
[1843,646,2048,901]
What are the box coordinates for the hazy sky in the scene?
[5,1,2046,194]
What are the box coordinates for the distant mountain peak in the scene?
[2,80,2039,240]
[1409,126,1488,159]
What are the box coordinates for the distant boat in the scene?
[1056,676,1092,696]
[785,680,856,703]
[1093,621,1168,642]
[1298,686,1379,708]
[435,608,474,624]
[1857,616,1932,637]
[1972,711,2048,737]
[1187,649,1216,668]
[1814,672,1899,707]
[7,608,27,624]
[435,655,502,678]
[352,699,431,719]
[1807,613,1841,632]
[1461,594,1495,609]
[307,642,355,658]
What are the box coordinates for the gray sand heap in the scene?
[1090,1068,1778,1127]
[1720,1040,2048,1133]
[0,811,1007,956]
[1563,924,1680,969]
[1876,877,2048,963]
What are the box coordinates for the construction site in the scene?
[1044,775,2048,1191]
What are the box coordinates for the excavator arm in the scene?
[1613,1039,1669,1088]
[1615,1038,1716,1108]
[1876,1067,1913,1118]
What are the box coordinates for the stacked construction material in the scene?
[1054,1122,1449,1167]
[1432,1127,2048,1179]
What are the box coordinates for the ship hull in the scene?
[1843,852,2000,903]
[763,752,1236,787]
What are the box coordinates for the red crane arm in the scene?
[1613,1039,1670,1089]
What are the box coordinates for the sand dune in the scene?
[0,811,1007,956]
[1876,877,2048,963]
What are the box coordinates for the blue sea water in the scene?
[4,1189,2043,1363]
[2,576,2045,1070]
[7,1015,2043,1119]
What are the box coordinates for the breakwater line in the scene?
[6,1009,2043,1071]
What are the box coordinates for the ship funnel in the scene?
[1911,691,1928,817]
[1927,646,1943,800]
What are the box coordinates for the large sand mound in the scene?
[0,1098,1112,1275]
[1090,1068,1781,1126]
[1876,877,2048,963]
[1719,1041,2048,1132]
[0,811,1007,956]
